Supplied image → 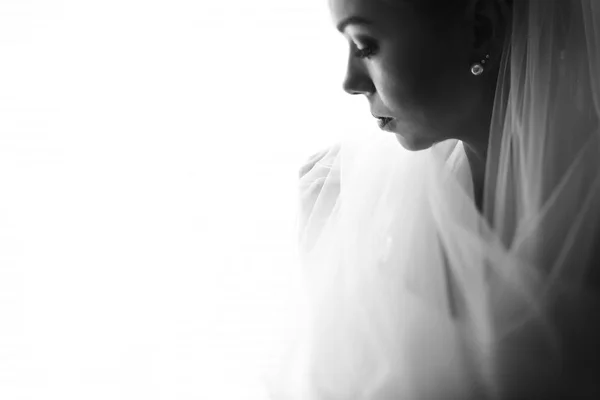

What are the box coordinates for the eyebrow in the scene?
[336,16,373,33]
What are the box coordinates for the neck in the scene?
[461,75,497,212]
[463,139,488,212]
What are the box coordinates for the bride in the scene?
[272,0,600,398]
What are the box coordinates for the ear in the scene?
[465,0,512,65]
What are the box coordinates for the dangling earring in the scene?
[471,54,490,76]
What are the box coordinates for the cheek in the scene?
[382,36,470,118]
[374,32,448,109]
[374,52,423,112]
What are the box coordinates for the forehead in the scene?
[328,0,410,31]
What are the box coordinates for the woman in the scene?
[272,0,600,398]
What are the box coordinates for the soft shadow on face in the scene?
[329,0,493,151]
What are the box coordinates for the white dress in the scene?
[271,129,600,398]
[274,136,493,399]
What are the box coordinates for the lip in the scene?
[375,116,394,131]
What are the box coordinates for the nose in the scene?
[342,58,375,96]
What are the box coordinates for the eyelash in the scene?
[353,42,378,60]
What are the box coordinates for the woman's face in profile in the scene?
[329,0,489,151]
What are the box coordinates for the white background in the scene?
[0,1,375,399]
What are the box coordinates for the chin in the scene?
[394,132,434,152]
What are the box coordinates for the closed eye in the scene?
[354,45,376,59]
[352,39,379,60]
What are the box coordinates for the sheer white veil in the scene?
[269,0,600,398]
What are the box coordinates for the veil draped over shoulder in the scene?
[270,1,600,398]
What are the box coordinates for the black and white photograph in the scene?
[1,1,599,399]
